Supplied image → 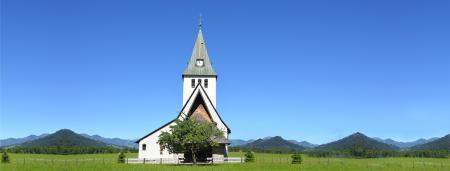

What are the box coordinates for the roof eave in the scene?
[182,74,218,78]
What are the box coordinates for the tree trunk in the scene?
[191,148,197,164]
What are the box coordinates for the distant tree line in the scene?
[1,146,138,155]
[229,146,448,158]
[229,146,301,154]
[306,149,449,158]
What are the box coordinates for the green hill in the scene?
[7,129,123,154]
[239,136,306,152]
[316,132,398,151]
[21,129,107,147]
[411,134,450,151]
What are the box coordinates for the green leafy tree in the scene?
[291,153,302,164]
[1,151,10,163]
[158,118,225,164]
[244,151,255,162]
[117,152,126,163]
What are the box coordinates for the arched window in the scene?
[191,79,195,88]
[204,79,208,88]
[142,144,146,151]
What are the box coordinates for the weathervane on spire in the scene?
[198,14,202,30]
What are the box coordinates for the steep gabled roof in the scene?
[135,83,230,143]
[189,102,213,123]
[182,29,217,77]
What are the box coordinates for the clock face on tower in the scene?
[196,59,204,67]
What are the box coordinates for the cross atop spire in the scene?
[198,14,202,30]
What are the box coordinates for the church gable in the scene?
[135,83,229,144]
[179,83,230,133]
[187,92,214,123]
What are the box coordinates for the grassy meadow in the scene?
[0,152,449,171]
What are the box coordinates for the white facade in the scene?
[137,123,176,159]
[183,76,216,107]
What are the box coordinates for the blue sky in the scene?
[1,0,449,144]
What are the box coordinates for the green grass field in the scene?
[0,152,449,171]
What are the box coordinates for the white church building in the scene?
[135,24,231,161]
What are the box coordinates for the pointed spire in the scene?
[183,17,217,77]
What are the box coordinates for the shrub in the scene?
[244,151,255,162]
[291,153,302,164]
[1,151,10,163]
[117,152,126,163]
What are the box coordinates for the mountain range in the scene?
[373,137,439,149]
[80,134,138,148]
[233,133,450,152]
[230,135,442,150]
[230,139,255,147]
[411,134,450,151]
[21,129,107,147]
[1,130,137,148]
[237,136,306,152]
[288,140,318,148]
[2,130,449,151]
[231,137,318,148]
[0,134,49,147]
[316,132,398,150]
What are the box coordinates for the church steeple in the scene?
[182,21,217,77]
[182,19,218,108]
[136,18,229,160]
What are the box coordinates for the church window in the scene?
[159,144,163,155]
[191,79,195,88]
[198,79,202,85]
[142,144,146,151]
[204,79,208,88]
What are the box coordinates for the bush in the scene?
[244,151,255,162]
[1,151,10,163]
[117,152,126,163]
[291,153,302,164]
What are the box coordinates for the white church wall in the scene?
[138,122,177,159]
[183,76,216,107]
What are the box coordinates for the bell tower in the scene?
[182,21,217,107]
